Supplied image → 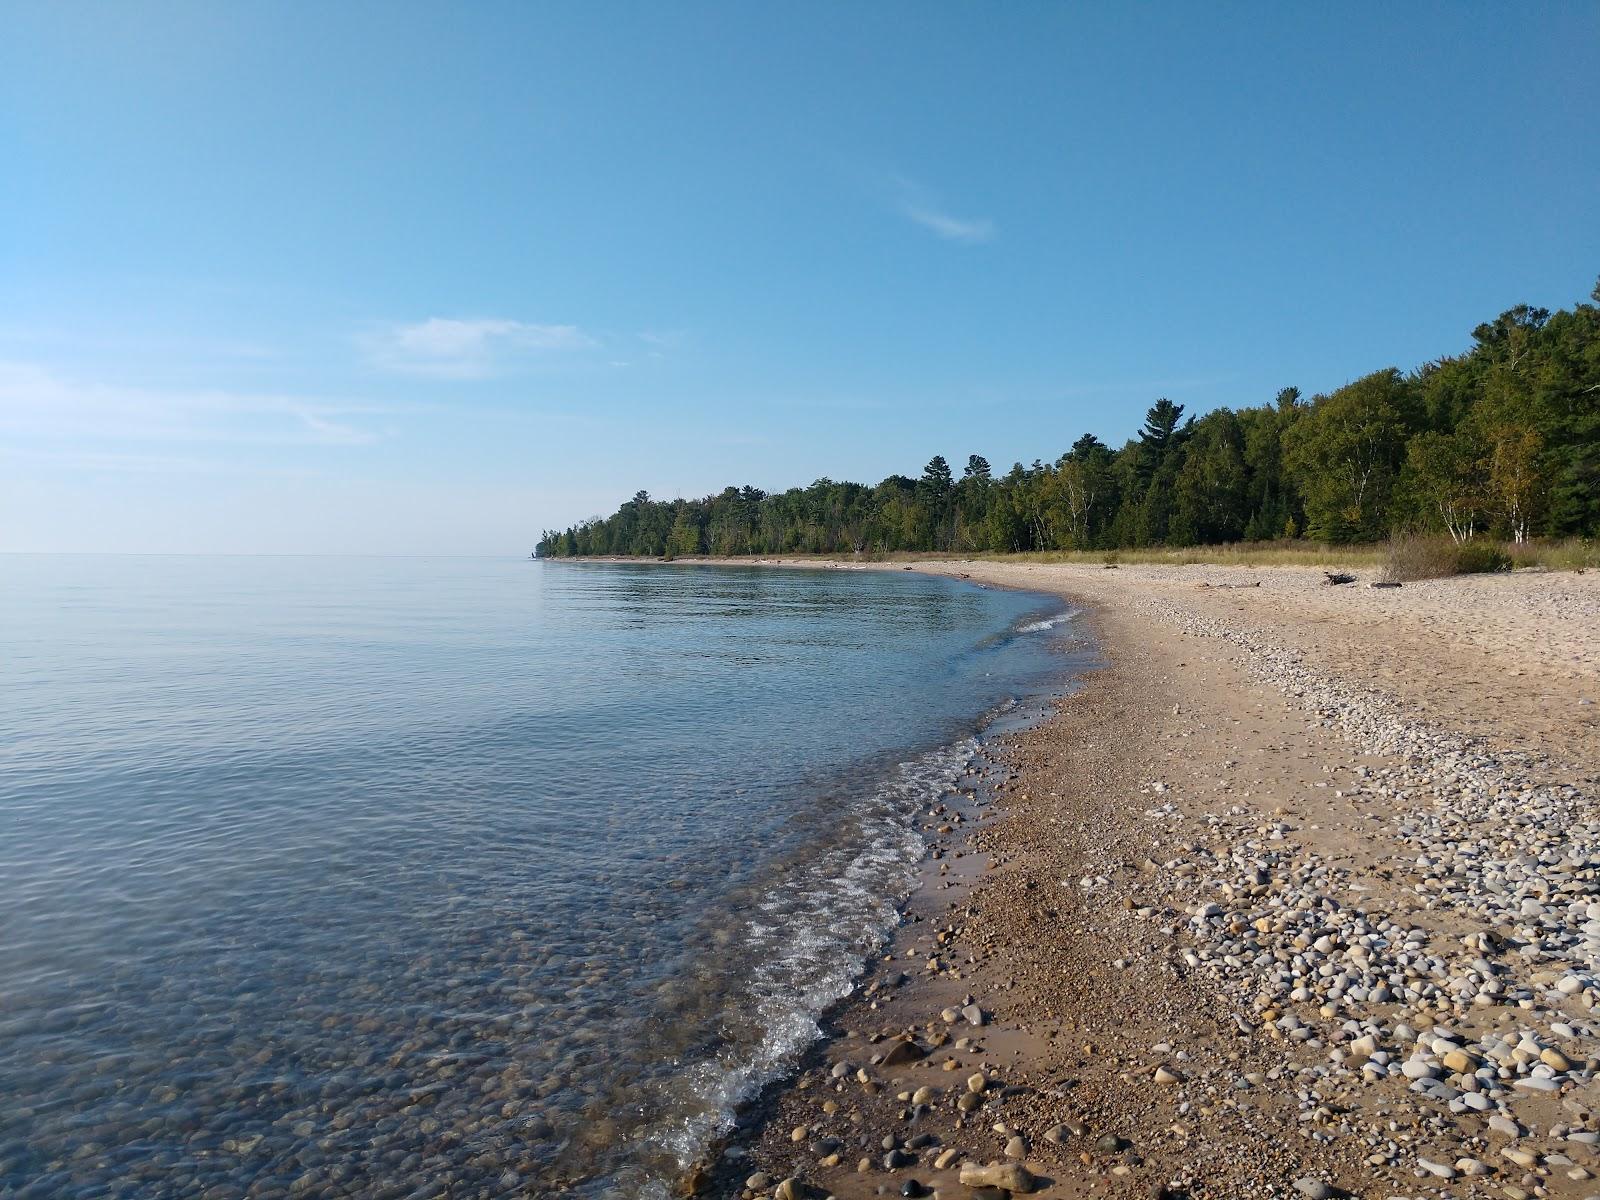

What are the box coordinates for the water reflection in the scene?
[0,556,1076,1198]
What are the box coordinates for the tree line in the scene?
[536,280,1600,558]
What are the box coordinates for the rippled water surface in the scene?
[0,555,1079,1198]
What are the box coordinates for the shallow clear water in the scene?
[0,556,1079,1199]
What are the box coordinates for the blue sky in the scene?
[3,3,1596,554]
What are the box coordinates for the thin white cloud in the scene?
[637,329,688,362]
[364,317,597,379]
[902,205,996,243]
[889,174,996,244]
[295,411,376,445]
[0,360,387,448]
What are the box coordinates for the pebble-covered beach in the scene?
[722,561,1600,1200]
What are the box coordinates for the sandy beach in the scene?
[703,559,1600,1200]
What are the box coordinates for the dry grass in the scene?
[1504,537,1600,571]
[1380,533,1598,581]
[650,538,1597,573]
[958,540,1387,569]
[1383,534,1492,582]
[943,538,1592,573]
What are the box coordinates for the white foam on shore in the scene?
[1017,608,1078,634]
[640,739,978,1185]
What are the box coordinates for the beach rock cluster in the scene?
[1114,594,1600,1189]
[732,564,1600,1200]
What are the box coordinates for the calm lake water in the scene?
[0,556,1082,1199]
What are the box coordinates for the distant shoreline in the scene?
[534,540,1599,574]
[541,553,882,569]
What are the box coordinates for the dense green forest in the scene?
[537,280,1600,558]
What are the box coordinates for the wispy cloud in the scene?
[889,174,996,244]
[0,360,389,448]
[362,317,596,379]
[903,205,995,243]
[636,328,690,361]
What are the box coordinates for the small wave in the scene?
[641,741,976,1181]
[1016,609,1078,634]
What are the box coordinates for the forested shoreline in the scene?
[536,281,1600,558]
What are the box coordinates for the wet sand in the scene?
[691,559,1600,1199]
